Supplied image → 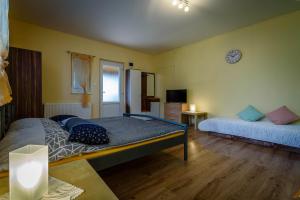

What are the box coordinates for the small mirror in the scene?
[146,73,155,97]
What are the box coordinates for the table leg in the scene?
[194,115,198,130]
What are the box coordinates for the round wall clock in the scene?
[225,49,242,64]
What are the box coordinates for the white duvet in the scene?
[199,118,300,148]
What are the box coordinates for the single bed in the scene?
[199,117,300,149]
[0,107,188,177]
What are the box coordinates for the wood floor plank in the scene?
[99,129,300,200]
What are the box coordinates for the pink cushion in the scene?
[266,106,299,125]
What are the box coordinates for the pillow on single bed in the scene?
[237,105,264,122]
[266,106,299,125]
[66,118,109,145]
[50,115,78,123]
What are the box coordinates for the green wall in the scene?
[155,11,300,117]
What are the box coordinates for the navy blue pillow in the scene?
[66,118,109,145]
[50,115,77,123]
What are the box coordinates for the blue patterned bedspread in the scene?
[0,117,184,171]
[44,116,184,161]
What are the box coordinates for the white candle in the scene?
[9,145,48,200]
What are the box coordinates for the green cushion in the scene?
[237,105,264,122]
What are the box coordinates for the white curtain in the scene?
[71,53,92,94]
[0,0,12,106]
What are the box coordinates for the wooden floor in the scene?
[99,128,300,200]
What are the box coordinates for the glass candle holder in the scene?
[9,145,48,200]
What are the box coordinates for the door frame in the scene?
[99,59,125,117]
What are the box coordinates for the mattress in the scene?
[199,117,300,148]
[0,117,185,172]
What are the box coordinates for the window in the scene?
[71,53,92,94]
[0,0,12,106]
[102,65,120,102]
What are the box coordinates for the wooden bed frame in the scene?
[0,110,188,178]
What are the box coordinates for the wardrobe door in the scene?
[7,47,43,120]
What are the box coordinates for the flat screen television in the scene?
[166,89,187,103]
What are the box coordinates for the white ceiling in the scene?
[10,0,300,54]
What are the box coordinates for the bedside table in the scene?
[182,111,208,130]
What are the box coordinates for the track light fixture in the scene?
[172,0,190,12]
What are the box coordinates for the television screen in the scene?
[166,89,187,103]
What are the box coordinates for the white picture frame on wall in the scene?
[71,52,92,94]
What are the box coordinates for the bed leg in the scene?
[184,126,188,161]
[184,140,188,161]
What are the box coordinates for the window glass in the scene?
[102,65,120,102]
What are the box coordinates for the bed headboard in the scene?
[0,103,15,140]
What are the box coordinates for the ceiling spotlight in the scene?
[172,0,190,13]
[184,6,189,12]
[178,3,184,9]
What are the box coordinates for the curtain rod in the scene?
[67,51,96,58]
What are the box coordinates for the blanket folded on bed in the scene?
[0,119,46,171]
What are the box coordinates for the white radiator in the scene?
[44,103,92,119]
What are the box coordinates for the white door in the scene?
[100,60,124,118]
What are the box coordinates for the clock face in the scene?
[226,49,242,64]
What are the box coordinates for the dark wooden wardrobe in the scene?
[7,47,43,120]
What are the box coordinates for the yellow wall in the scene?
[10,19,155,118]
[155,11,300,117]
[10,11,300,119]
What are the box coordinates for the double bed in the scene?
[0,105,188,177]
[199,117,300,150]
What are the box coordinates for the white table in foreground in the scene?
[182,111,208,130]
[0,159,118,200]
